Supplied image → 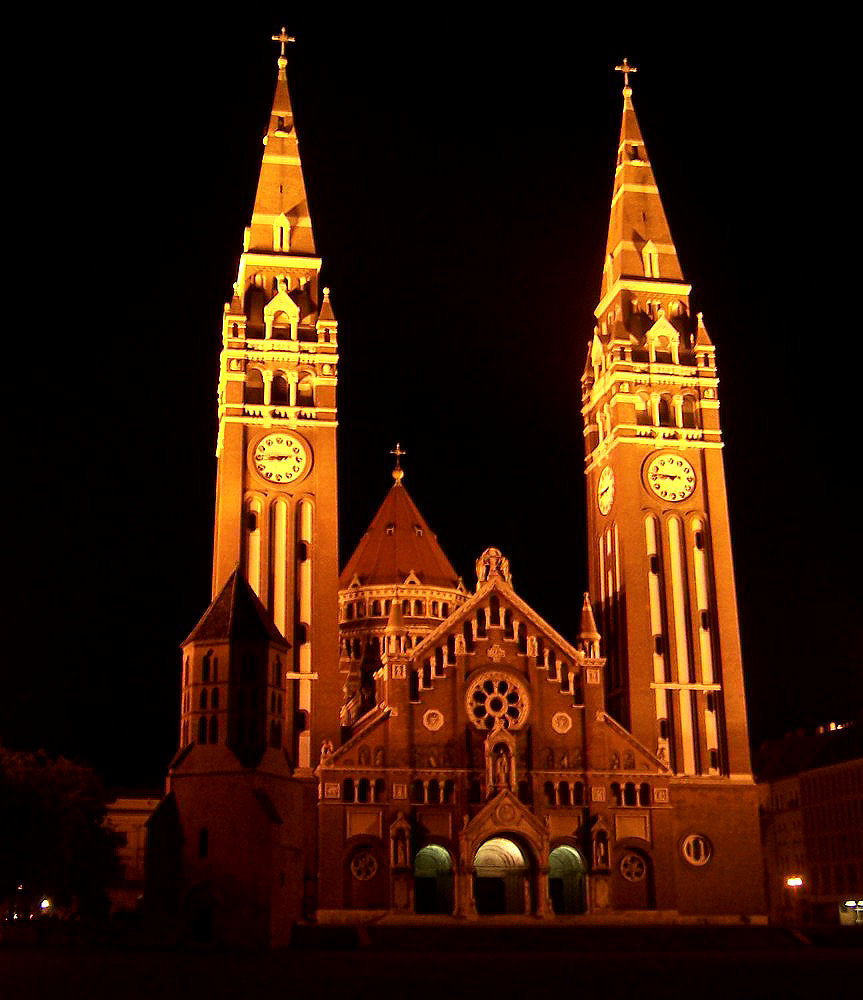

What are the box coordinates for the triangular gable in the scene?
[598,711,670,773]
[460,789,550,857]
[319,707,391,770]
[412,576,582,667]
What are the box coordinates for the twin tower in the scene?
[146,40,764,944]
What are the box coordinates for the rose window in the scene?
[350,850,378,881]
[466,672,529,730]
[619,853,646,883]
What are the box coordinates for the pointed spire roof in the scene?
[183,568,288,646]
[578,592,601,642]
[597,64,688,313]
[246,32,316,256]
[340,481,460,590]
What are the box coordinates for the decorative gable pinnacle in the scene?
[476,547,512,587]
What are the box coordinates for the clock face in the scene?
[597,466,615,515]
[252,432,310,483]
[645,453,696,502]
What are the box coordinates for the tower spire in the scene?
[596,61,689,319]
[243,27,315,258]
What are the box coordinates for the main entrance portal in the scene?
[473,837,530,915]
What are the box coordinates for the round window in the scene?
[350,850,378,881]
[681,834,712,867]
[465,671,529,730]
[619,853,647,882]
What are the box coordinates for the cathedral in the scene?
[145,38,765,944]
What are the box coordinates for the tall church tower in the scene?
[582,63,753,781]
[211,30,340,768]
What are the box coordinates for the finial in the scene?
[272,26,295,70]
[390,442,406,485]
[614,57,637,95]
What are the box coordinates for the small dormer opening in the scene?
[413,524,423,536]
[385,523,395,535]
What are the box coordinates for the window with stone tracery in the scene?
[466,672,529,730]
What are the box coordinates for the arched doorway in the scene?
[414,845,454,914]
[549,845,586,914]
[612,848,654,910]
[473,837,531,915]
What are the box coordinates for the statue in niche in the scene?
[493,746,511,789]
[319,740,334,763]
[394,829,408,868]
[428,752,438,769]
[358,745,370,766]
[572,748,583,767]
[593,831,609,869]
[373,746,385,767]
[624,750,635,769]
[559,750,569,769]
[545,749,555,770]
[610,751,620,770]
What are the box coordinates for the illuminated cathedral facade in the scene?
[145,40,765,944]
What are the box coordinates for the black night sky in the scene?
[4,13,860,788]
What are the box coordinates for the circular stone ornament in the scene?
[619,853,647,882]
[350,850,378,881]
[551,712,572,734]
[422,709,445,732]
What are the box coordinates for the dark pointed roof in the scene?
[340,482,460,589]
[182,568,288,646]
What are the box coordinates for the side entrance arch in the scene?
[549,845,587,914]
[414,845,455,914]
[473,836,532,915]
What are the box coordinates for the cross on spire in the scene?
[390,443,406,485]
[271,26,295,58]
[615,57,638,89]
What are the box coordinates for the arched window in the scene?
[642,240,659,278]
[544,781,556,806]
[342,779,355,802]
[357,779,370,803]
[199,689,208,710]
[443,780,455,804]
[574,781,584,805]
[296,375,314,406]
[559,781,571,806]
[611,782,622,807]
[657,396,673,427]
[624,782,637,806]
[639,782,650,806]
[198,716,208,744]
[504,610,514,638]
[681,396,698,429]
[635,392,651,427]
[209,716,218,744]
[243,369,264,405]
[489,596,500,626]
[428,779,440,804]
[374,779,386,803]
[411,780,425,804]
[271,374,289,405]
[202,651,212,684]
[476,608,487,638]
